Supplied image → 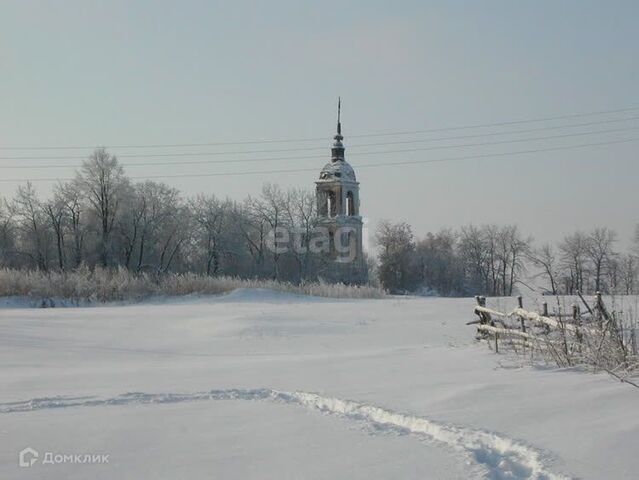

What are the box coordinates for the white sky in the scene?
[1,0,638,247]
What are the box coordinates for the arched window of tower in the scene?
[346,191,354,216]
[327,191,337,217]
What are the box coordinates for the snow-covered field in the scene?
[0,290,637,479]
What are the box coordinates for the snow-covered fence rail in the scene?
[470,295,600,338]
[468,294,639,386]
[469,295,561,353]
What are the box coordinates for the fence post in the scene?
[515,296,525,332]
[475,295,488,326]
[475,296,486,309]
[480,296,493,326]
[595,291,603,326]
[541,302,551,334]
[573,304,583,352]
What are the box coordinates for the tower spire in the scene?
[331,97,345,162]
[337,97,341,135]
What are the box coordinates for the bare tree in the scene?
[586,227,617,293]
[505,226,531,295]
[283,188,317,282]
[487,225,530,295]
[559,232,589,294]
[190,194,231,276]
[131,181,180,272]
[484,225,501,295]
[235,200,267,278]
[11,183,49,271]
[375,220,416,293]
[117,186,143,270]
[152,210,189,273]
[77,149,128,267]
[618,254,637,295]
[137,185,187,274]
[247,184,286,280]
[457,224,529,296]
[43,190,67,271]
[415,229,464,295]
[527,243,560,294]
[57,181,85,268]
[458,225,489,294]
[0,197,16,267]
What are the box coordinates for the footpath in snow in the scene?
[1,388,568,480]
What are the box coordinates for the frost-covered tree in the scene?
[499,225,531,296]
[282,188,318,283]
[248,184,287,280]
[456,224,529,296]
[375,220,416,293]
[57,181,86,268]
[586,227,617,293]
[617,254,637,295]
[10,183,52,271]
[189,194,234,276]
[0,197,17,267]
[527,244,560,295]
[414,229,465,296]
[559,232,589,294]
[119,181,182,272]
[43,189,67,271]
[77,149,128,267]
[458,225,489,294]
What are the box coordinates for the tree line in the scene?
[0,149,339,283]
[2,148,635,296]
[375,221,637,296]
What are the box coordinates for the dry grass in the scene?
[0,267,385,304]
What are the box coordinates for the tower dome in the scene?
[319,160,356,182]
[318,97,357,182]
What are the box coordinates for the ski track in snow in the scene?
[0,388,570,480]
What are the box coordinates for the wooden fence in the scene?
[468,293,639,387]
[468,293,627,355]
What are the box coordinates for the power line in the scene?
[1,136,636,183]
[1,105,639,151]
[1,125,637,170]
[350,106,639,139]
[3,114,639,162]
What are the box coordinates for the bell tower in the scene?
[315,99,367,284]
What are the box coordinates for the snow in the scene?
[0,291,637,479]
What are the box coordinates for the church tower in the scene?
[315,99,367,284]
